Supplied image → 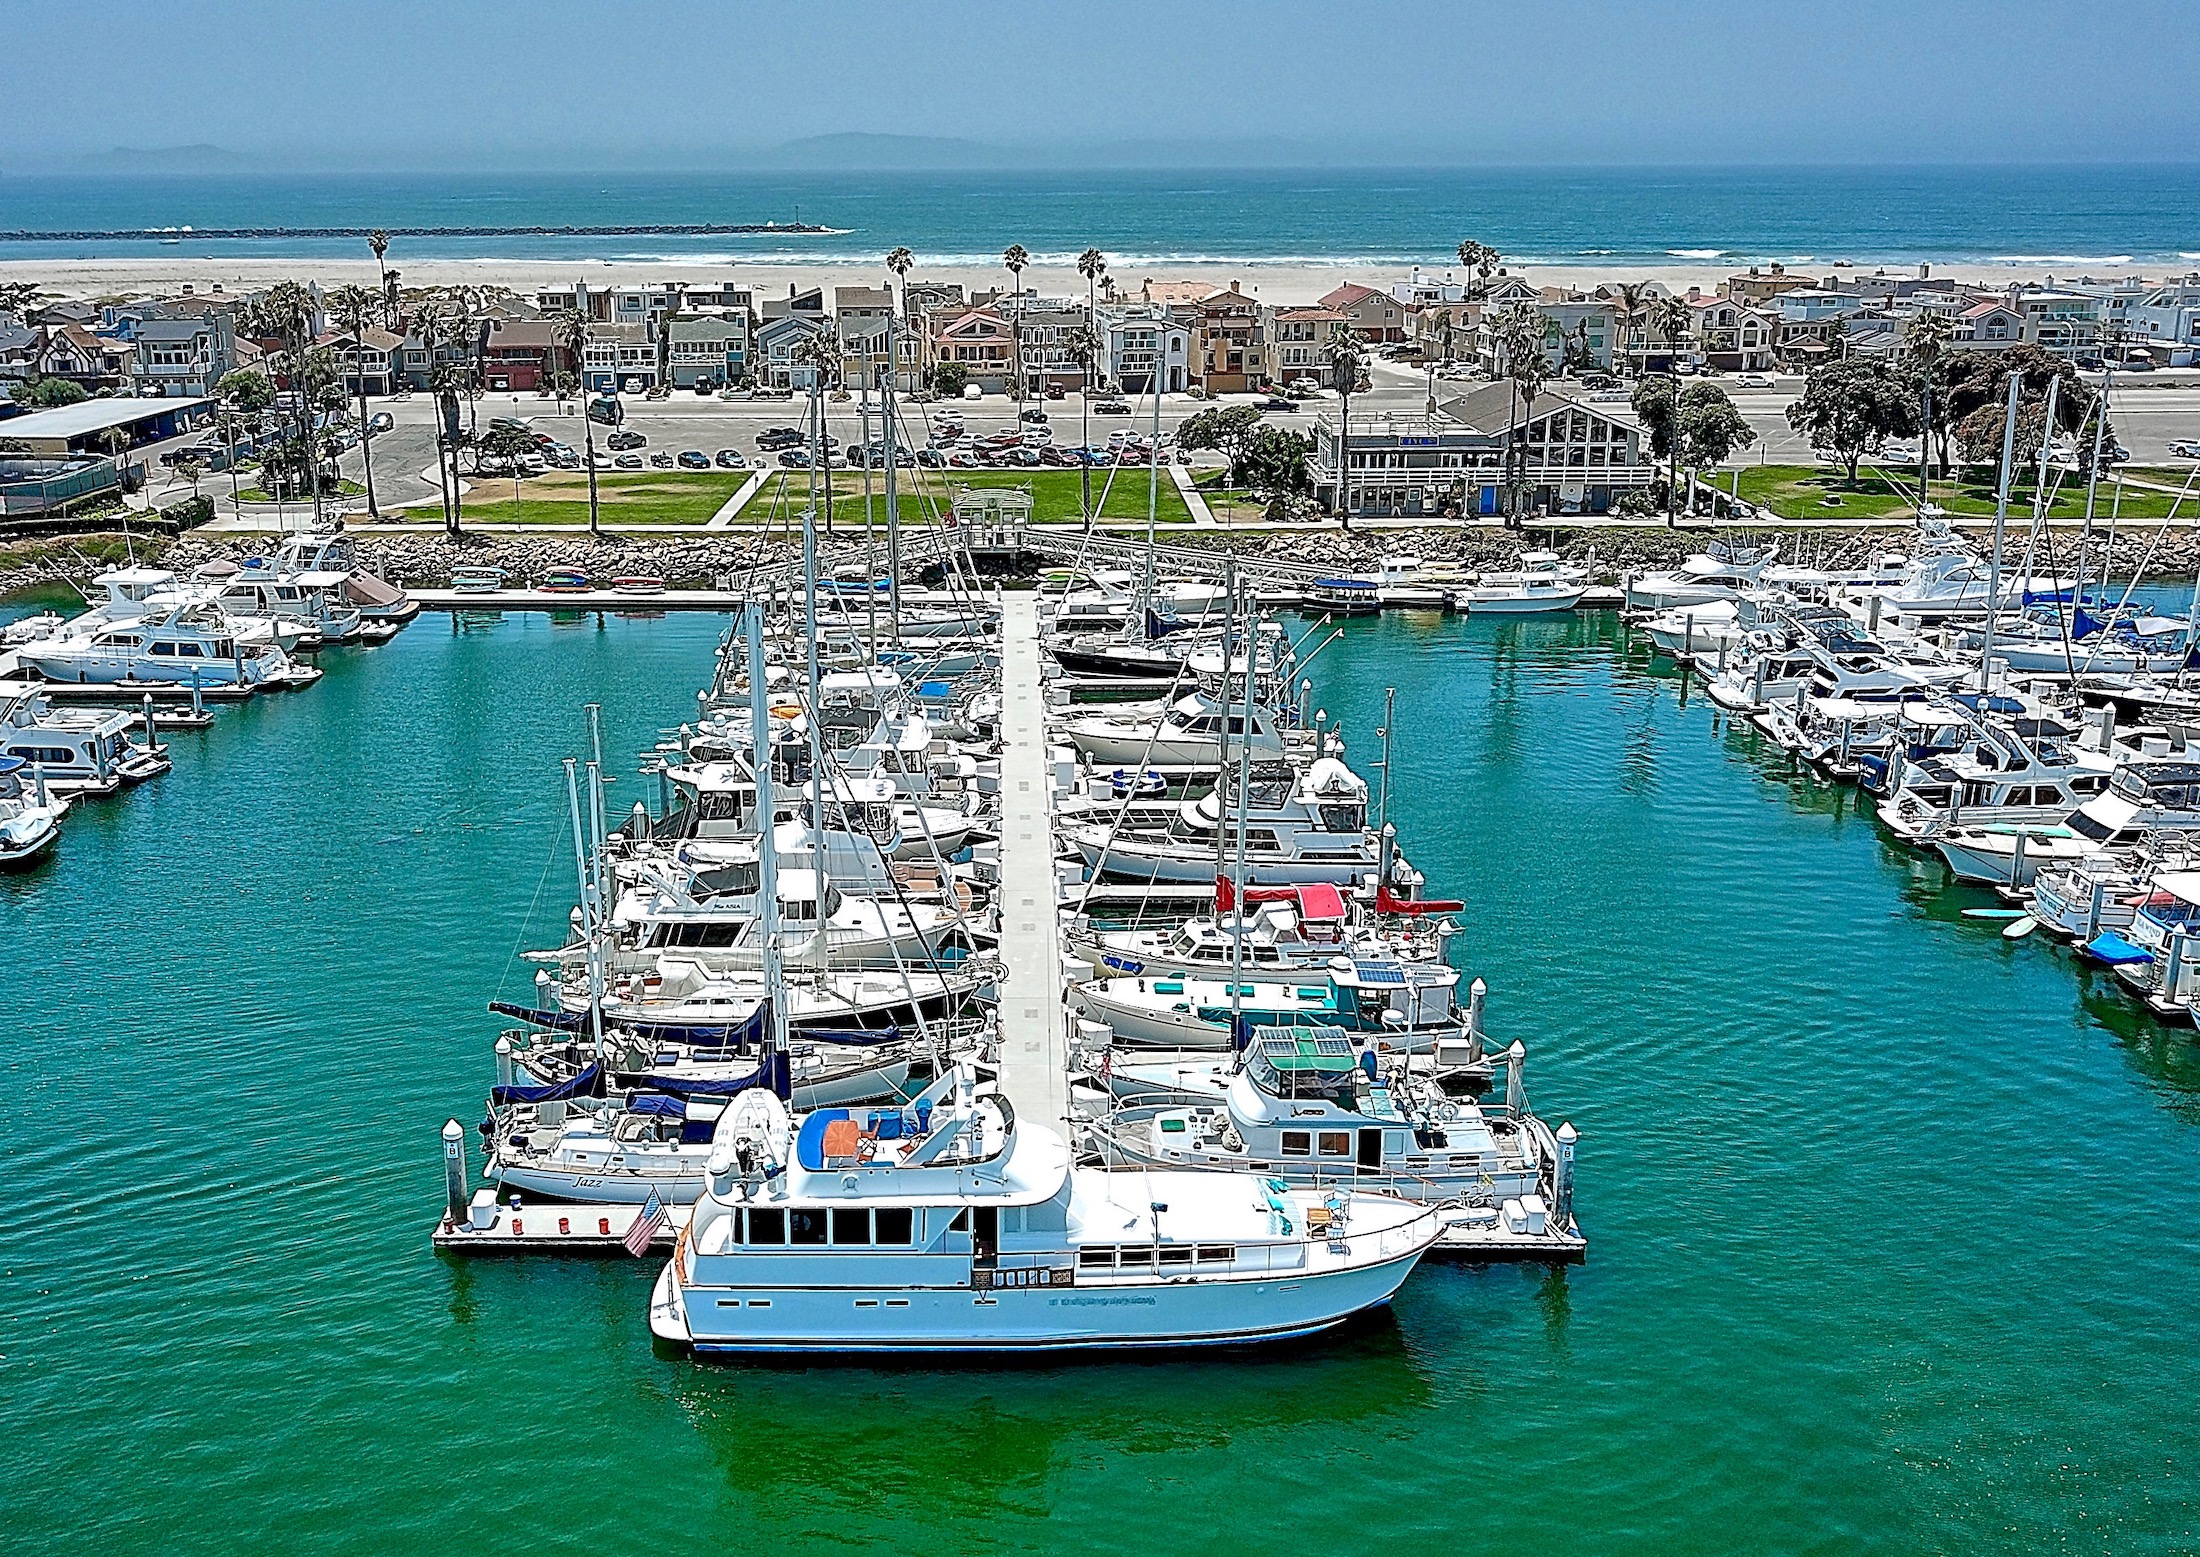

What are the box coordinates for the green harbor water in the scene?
[4,601,2199,1554]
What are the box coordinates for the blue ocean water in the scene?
[1,164,2196,270]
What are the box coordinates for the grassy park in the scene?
[1734,463,2196,522]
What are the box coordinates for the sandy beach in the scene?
[0,254,2103,307]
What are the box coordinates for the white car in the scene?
[2170,438,2200,459]
[1736,372,1775,389]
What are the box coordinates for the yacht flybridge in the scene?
[650,1063,1444,1354]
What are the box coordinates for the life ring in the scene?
[1436,1101,1461,1122]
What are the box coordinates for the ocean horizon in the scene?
[2,163,2196,272]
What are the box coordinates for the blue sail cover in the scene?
[1145,607,1191,640]
[490,1062,606,1106]
[488,999,771,1049]
[639,1048,793,1101]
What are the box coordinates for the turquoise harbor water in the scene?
[4,603,2200,1554]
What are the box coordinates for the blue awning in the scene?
[2081,931,2153,966]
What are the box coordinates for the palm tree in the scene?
[1652,295,1694,521]
[556,311,602,539]
[368,231,392,323]
[1904,309,1954,488]
[886,247,915,393]
[1077,248,1107,366]
[1456,240,1502,299]
[1324,322,1368,528]
[326,284,383,518]
[1002,244,1030,408]
[447,287,481,444]
[1610,281,1649,378]
[245,281,320,522]
[791,330,840,534]
[1492,304,1549,527]
[1066,320,1104,526]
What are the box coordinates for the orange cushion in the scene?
[821,1118,861,1159]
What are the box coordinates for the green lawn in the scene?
[409,470,746,526]
[745,467,1192,526]
[1736,463,2198,521]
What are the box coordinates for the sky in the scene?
[3,0,2197,171]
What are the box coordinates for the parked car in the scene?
[1020,408,1049,424]
[1045,384,1066,400]
[916,448,946,467]
[677,450,711,469]
[1591,389,1631,404]
[614,453,645,470]
[714,449,747,469]
[649,451,674,468]
[756,427,806,451]
[1093,399,1131,415]
[962,384,984,401]
[779,449,813,469]
[367,411,395,432]
[607,430,646,450]
[694,380,716,395]
[1735,372,1775,389]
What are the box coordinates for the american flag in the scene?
[624,1189,667,1255]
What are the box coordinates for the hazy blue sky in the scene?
[5,0,2197,170]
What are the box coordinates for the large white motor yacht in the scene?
[649,1063,1442,1354]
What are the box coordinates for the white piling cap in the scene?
[441,1118,465,1141]
[1506,1039,1525,1060]
[494,1035,512,1055]
[1469,976,1487,996]
[1555,1120,1578,1144]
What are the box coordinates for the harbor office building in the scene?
[1309,385,1654,518]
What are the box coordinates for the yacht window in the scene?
[1115,1245,1155,1266]
[874,1207,913,1244]
[730,1208,746,1242]
[1281,1131,1311,1156]
[1078,1246,1114,1269]
[1318,805,1364,832]
[1159,1247,1193,1266]
[2068,809,2115,842]
[831,1209,871,1245]
[948,1208,970,1232]
[1318,1132,1352,1157]
[747,1207,786,1244]
[180,642,206,657]
[790,1208,827,1245]
[2035,787,2063,806]
[149,642,176,656]
[2073,775,2106,795]
[1196,1245,1235,1264]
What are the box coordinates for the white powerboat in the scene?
[0,756,66,868]
[1461,551,1586,614]
[1069,958,1466,1052]
[17,602,320,691]
[649,1063,1443,1354]
[0,678,171,795]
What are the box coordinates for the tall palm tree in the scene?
[1002,244,1030,408]
[1653,295,1694,521]
[791,330,840,534]
[368,231,392,324]
[556,310,601,539]
[1066,320,1104,526]
[1324,322,1368,528]
[326,284,383,518]
[1491,304,1549,527]
[1904,309,1954,488]
[885,247,915,392]
[447,287,482,444]
[1077,247,1107,366]
[245,281,320,523]
[1456,240,1501,299]
[1609,281,1649,378]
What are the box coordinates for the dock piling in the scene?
[1554,1121,1578,1225]
[441,1119,468,1222]
[142,692,160,754]
[1505,1039,1525,1118]
[1467,976,1487,1064]
[494,1036,514,1089]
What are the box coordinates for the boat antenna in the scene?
[1977,371,2022,692]
[746,605,787,1059]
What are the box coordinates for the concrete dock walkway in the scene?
[994,590,1068,1131]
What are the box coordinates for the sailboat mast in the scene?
[1228,567,1255,1059]
[563,757,603,1064]
[745,606,786,1057]
[884,310,902,641]
[1978,371,2023,690]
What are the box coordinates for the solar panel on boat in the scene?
[1351,960,1407,985]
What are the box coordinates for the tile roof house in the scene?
[1317,282,1406,343]
[480,318,575,393]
